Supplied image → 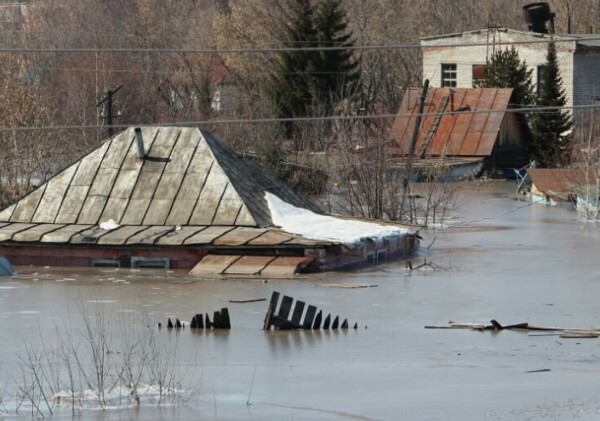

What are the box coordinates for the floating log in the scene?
[426,320,600,337]
[229,298,267,303]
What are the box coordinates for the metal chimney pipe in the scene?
[134,127,145,159]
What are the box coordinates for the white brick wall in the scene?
[421,29,578,108]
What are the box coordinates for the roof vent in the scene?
[134,127,145,159]
[523,2,555,34]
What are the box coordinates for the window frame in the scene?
[441,63,457,87]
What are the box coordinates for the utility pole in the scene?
[97,85,123,138]
[399,79,429,221]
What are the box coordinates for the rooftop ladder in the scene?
[418,95,449,158]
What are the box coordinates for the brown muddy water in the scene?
[3,181,600,420]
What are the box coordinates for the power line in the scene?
[0,103,598,133]
[0,36,598,55]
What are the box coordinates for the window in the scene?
[441,63,457,87]
[537,65,546,95]
[472,64,487,84]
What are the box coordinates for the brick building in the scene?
[421,27,600,113]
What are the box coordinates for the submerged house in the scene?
[525,168,598,207]
[391,87,530,178]
[0,127,419,275]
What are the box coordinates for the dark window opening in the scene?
[441,63,457,87]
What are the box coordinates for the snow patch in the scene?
[265,192,409,243]
[99,219,120,230]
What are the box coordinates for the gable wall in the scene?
[422,30,576,108]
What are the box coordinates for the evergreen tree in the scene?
[474,47,534,108]
[529,41,573,167]
[269,0,318,128]
[268,0,358,141]
[313,0,359,113]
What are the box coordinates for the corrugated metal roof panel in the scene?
[393,88,513,157]
[527,168,594,196]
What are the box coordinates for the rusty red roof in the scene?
[391,88,513,157]
[527,168,598,197]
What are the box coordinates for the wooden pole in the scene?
[400,79,429,220]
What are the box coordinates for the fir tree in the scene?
[269,0,319,128]
[268,0,358,141]
[529,41,573,167]
[313,0,359,113]
[474,47,534,108]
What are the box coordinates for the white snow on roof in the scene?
[265,192,409,243]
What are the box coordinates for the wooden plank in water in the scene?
[278,296,294,320]
[313,311,322,329]
[303,305,317,329]
[262,291,280,330]
[291,301,305,326]
[323,314,331,329]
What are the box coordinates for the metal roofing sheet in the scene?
[211,227,266,246]
[392,88,513,157]
[12,224,65,242]
[248,229,294,246]
[41,224,92,243]
[157,226,207,245]
[0,127,322,229]
[527,168,594,196]
[97,226,149,245]
[0,223,37,241]
[126,226,175,245]
[184,226,235,245]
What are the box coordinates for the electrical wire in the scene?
[0,35,598,54]
[0,103,598,133]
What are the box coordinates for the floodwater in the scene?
[3,181,600,420]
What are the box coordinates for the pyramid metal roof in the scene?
[0,126,321,228]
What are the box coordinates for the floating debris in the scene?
[426,319,600,338]
[317,283,378,289]
[228,298,267,304]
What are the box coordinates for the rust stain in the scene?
[393,87,513,157]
